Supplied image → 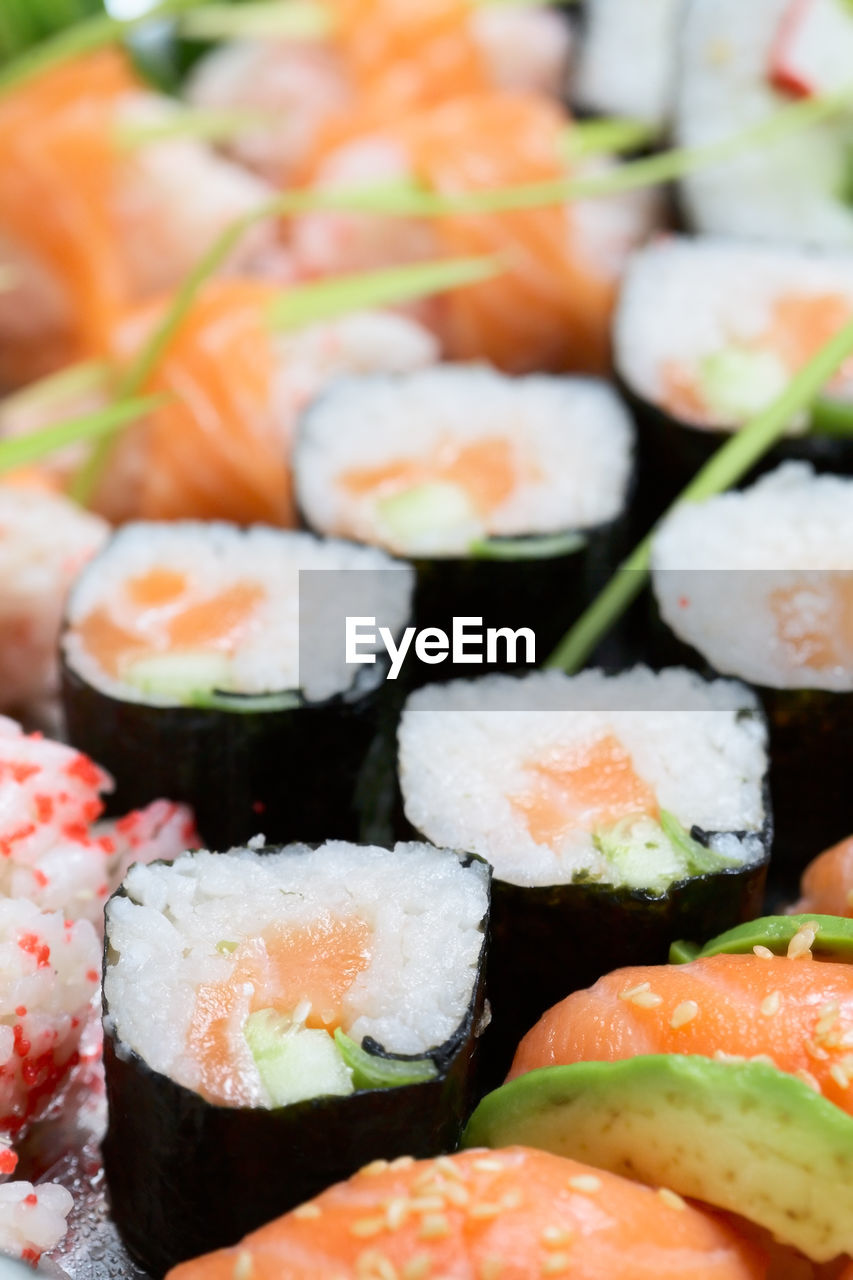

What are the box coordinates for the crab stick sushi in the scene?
[651,463,853,880]
[676,0,853,247]
[185,4,573,185]
[296,366,634,669]
[292,92,661,374]
[575,0,681,128]
[0,50,280,389]
[164,1146,767,1280]
[398,666,770,1072]
[102,842,489,1274]
[61,522,413,847]
[615,237,853,512]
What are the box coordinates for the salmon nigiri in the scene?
[510,944,853,1116]
[0,50,279,389]
[166,1146,767,1280]
[794,836,853,918]
[294,92,660,374]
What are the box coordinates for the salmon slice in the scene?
[794,836,853,917]
[120,279,295,525]
[165,1145,766,1280]
[509,951,853,1117]
[510,734,659,846]
[341,436,517,513]
[770,577,853,672]
[126,570,189,609]
[188,914,371,1106]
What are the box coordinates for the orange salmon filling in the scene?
[770,577,853,672]
[75,574,266,679]
[187,915,372,1105]
[510,734,659,846]
[341,436,518,514]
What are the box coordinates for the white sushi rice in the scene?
[615,236,853,429]
[652,463,853,690]
[576,0,682,127]
[63,523,414,705]
[296,367,634,556]
[676,0,853,246]
[0,487,108,712]
[398,667,767,888]
[104,843,489,1107]
[0,1181,73,1263]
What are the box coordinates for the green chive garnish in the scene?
[0,394,165,477]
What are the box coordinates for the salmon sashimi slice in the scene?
[187,914,371,1106]
[121,279,295,525]
[509,734,659,846]
[165,1145,767,1280]
[341,436,517,514]
[509,951,853,1117]
[794,836,853,918]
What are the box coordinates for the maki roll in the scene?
[615,236,853,513]
[676,0,853,248]
[296,366,635,673]
[101,840,490,1275]
[397,665,771,1073]
[164,1147,765,1280]
[650,462,853,885]
[61,522,414,848]
[575,0,681,128]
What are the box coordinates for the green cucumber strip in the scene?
[592,814,686,894]
[334,1030,439,1090]
[179,1,331,41]
[114,105,278,149]
[658,810,738,876]
[699,346,790,422]
[246,1010,354,1107]
[546,310,853,673]
[0,393,163,476]
[0,359,111,419]
[188,690,301,714]
[670,914,853,964]
[469,531,587,561]
[809,395,853,436]
[267,256,504,331]
[376,481,478,549]
[462,1055,853,1262]
[121,651,232,702]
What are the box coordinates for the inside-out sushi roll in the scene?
[575,0,682,128]
[296,366,634,668]
[61,522,414,847]
[676,0,853,247]
[102,841,490,1273]
[398,665,770,1069]
[651,462,853,880]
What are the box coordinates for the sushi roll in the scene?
[650,463,853,885]
[296,366,635,671]
[793,834,853,917]
[397,666,771,1073]
[101,841,490,1274]
[164,1147,765,1280]
[615,236,853,513]
[61,522,414,848]
[676,0,853,247]
[575,0,682,128]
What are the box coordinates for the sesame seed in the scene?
[385,1198,410,1231]
[473,1158,505,1173]
[402,1256,432,1280]
[619,982,651,1001]
[750,1054,776,1067]
[714,1050,747,1063]
[479,1260,504,1280]
[568,1176,601,1193]
[409,1196,446,1214]
[795,1069,821,1092]
[806,1039,830,1062]
[629,990,664,1009]
[418,1214,450,1240]
[470,1202,502,1219]
[541,1255,571,1276]
[788,923,819,959]
[816,1002,840,1037]
[293,1203,321,1220]
[753,945,774,959]
[760,991,781,1017]
[356,1250,397,1280]
[390,1156,415,1171]
[351,1217,387,1239]
[362,1160,391,1177]
[233,1252,253,1280]
[541,1226,574,1247]
[670,1000,699,1030]
[434,1156,463,1180]
[658,1188,687,1211]
[501,1191,523,1210]
[830,1064,851,1090]
[443,1182,470,1207]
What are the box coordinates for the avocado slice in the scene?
[463,1055,853,1261]
[670,913,853,965]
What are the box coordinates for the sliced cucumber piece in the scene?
[376,482,480,556]
[244,1009,353,1107]
[469,531,587,561]
[121,651,232,703]
[334,1029,439,1090]
[592,813,686,893]
[699,346,789,421]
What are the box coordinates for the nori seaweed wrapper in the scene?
[61,658,390,850]
[101,848,490,1277]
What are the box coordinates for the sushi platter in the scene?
[3,0,853,1276]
